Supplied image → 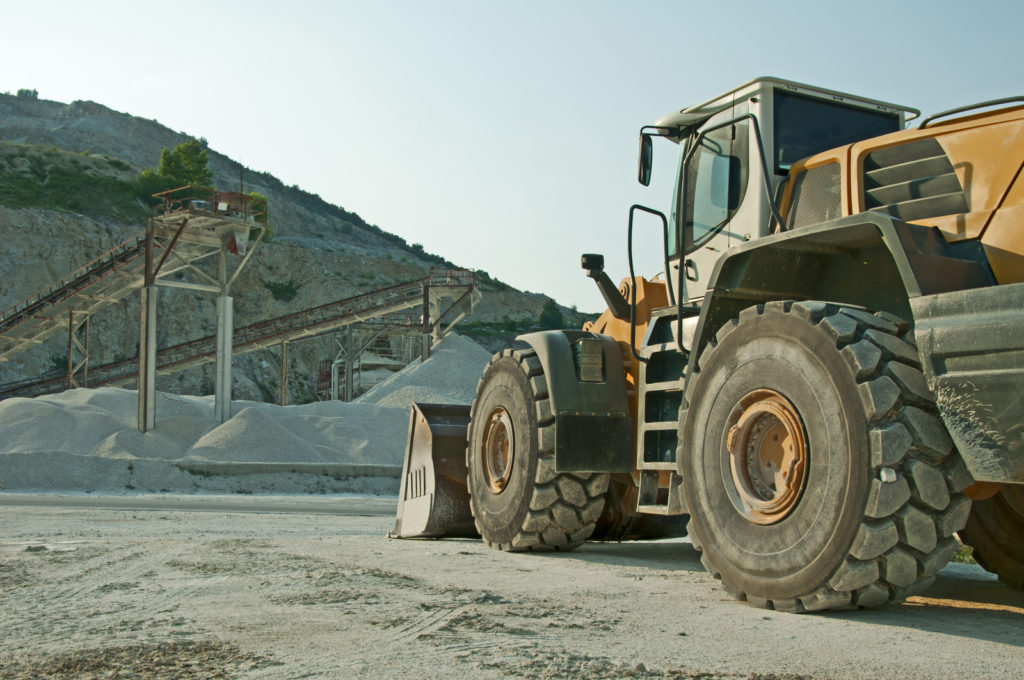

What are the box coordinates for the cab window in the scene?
[774,91,899,173]
[680,121,749,255]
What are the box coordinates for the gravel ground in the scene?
[1,494,1022,679]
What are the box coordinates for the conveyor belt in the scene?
[0,269,476,399]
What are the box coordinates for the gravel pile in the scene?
[357,332,493,408]
[0,333,494,494]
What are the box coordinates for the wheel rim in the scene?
[482,407,515,494]
[725,389,808,525]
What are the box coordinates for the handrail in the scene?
[151,185,267,224]
[918,97,1024,129]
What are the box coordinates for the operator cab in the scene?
[640,77,918,303]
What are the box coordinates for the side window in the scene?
[681,122,749,254]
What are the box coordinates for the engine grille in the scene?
[863,137,968,221]
[784,162,841,229]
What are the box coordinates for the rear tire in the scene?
[681,301,970,611]
[960,486,1024,590]
[466,348,608,551]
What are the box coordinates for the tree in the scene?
[247,191,273,240]
[248,191,268,218]
[538,299,565,330]
[16,88,38,99]
[157,138,213,187]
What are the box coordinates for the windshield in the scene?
[774,91,900,173]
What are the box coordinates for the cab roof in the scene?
[654,77,919,138]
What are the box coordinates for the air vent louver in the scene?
[864,138,968,221]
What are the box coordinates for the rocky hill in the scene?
[0,92,587,402]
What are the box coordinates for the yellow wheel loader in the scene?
[392,77,1024,612]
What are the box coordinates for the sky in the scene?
[2,0,1021,312]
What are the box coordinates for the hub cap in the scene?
[725,389,808,525]
[482,407,515,493]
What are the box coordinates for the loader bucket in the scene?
[389,402,480,539]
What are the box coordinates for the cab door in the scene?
[674,109,751,300]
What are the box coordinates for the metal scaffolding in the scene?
[137,186,265,430]
[0,185,266,431]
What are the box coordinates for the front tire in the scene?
[681,301,970,611]
[466,348,608,551]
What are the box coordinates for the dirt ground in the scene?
[1,494,1022,679]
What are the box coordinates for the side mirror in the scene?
[638,133,653,186]
[581,253,605,274]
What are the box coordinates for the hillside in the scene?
[0,92,587,402]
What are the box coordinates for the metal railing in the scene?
[151,185,267,225]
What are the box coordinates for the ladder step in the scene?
[637,343,676,359]
[636,504,678,516]
[640,421,677,431]
[643,380,684,392]
[636,470,687,515]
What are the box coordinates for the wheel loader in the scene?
[391,77,1024,612]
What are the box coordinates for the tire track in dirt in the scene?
[1,538,246,664]
[6,501,1022,679]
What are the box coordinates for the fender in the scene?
[517,330,634,474]
[682,212,1023,481]
[686,212,994,377]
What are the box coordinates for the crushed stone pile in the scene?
[357,332,493,408]
[0,333,495,495]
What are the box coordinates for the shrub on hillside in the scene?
[538,299,565,329]
[262,278,300,302]
[0,144,147,220]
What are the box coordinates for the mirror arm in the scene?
[582,255,630,321]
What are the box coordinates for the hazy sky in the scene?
[2,1,1021,311]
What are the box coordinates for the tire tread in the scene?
[467,348,609,552]
[684,303,970,611]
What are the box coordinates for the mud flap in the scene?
[389,402,480,539]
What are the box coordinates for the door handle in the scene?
[684,259,698,282]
